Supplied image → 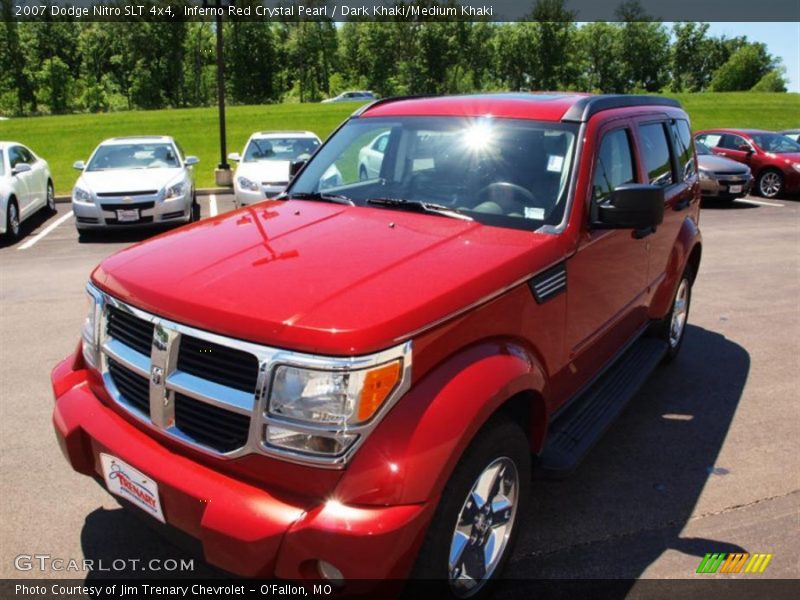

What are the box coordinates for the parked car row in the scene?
[695,128,800,199]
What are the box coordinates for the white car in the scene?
[357,132,391,180]
[321,91,376,104]
[72,136,198,239]
[229,131,332,207]
[1,141,55,241]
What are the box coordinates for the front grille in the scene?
[108,358,150,414]
[162,210,185,219]
[175,393,250,453]
[76,217,99,224]
[177,335,260,393]
[107,307,154,356]
[106,216,154,226]
[96,191,158,198]
[262,181,289,187]
[713,171,748,176]
[101,202,156,211]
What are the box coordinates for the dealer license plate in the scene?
[100,453,165,522]
[116,209,139,222]
[728,185,743,194]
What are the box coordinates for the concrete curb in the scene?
[54,187,232,204]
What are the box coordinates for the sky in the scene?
[673,22,800,93]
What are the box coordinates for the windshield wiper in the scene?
[366,197,473,221]
[284,192,355,206]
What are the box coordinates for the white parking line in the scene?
[209,194,218,217]
[736,198,785,208]
[17,211,74,250]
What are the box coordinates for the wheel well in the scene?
[7,195,17,208]
[496,390,547,456]
[687,243,702,284]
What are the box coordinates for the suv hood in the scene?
[93,201,560,355]
[79,168,183,195]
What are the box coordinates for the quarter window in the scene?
[593,129,636,201]
[638,122,674,186]
[8,147,24,169]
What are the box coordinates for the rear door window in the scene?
[670,120,696,181]
[638,122,674,186]
[593,128,636,202]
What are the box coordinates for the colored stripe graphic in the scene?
[697,552,773,574]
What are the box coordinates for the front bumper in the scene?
[73,194,191,229]
[699,173,752,198]
[51,354,431,581]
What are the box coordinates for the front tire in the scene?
[757,169,784,199]
[5,200,21,242]
[411,415,530,598]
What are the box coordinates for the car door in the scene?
[368,133,389,177]
[632,118,696,292]
[7,146,33,217]
[20,146,46,209]
[565,121,650,393]
[714,133,754,168]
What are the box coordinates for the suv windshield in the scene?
[750,133,800,153]
[289,117,578,230]
[244,137,319,163]
[87,143,180,171]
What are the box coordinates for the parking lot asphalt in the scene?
[0,194,798,583]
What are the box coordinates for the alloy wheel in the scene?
[448,457,519,597]
[669,278,689,348]
[47,184,56,211]
[759,172,782,198]
[9,203,20,237]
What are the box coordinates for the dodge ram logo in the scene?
[151,366,163,386]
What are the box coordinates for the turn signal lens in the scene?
[358,361,401,421]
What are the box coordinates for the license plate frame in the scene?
[100,453,165,523]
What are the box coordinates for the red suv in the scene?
[694,128,800,198]
[52,94,702,595]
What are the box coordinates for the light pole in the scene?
[204,0,233,186]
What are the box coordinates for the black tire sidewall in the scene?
[410,416,531,597]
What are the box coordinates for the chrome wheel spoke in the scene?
[462,543,486,581]
[491,495,513,525]
[449,531,471,572]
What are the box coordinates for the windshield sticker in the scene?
[547,155,564,172]
[525,207,545,220]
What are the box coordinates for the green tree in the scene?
[36,56,72,113]
[615,1,670,92]
[711,43,778,91]
[576,22,625,93]
[529,0,579,90]
[750,69,788,92]
[670,22,715,92]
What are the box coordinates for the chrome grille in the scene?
[107,307,154,356]
[177,335,259,393]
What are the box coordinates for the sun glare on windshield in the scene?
[462,118,496,152]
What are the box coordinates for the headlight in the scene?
[791,163,800,173]
[164,182,186,200]
[264,352,408,459]
[81,286,101,368]
[73,187,93,203]
[237,176,259,192]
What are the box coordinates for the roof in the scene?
[357,93,682,122]
[251,131,318,139]
[102,136,174,145]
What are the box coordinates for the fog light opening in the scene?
[317,560,344,586]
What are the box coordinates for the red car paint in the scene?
[52,94,702,583]
[694,128,800,196]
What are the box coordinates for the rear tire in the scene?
[411,415,530,598]
[45,181,56,214]
[658,264,694,362]
[5,199,21,242]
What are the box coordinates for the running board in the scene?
[539,337,668,478]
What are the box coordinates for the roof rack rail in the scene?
[351,96,431,117]
[562,94,681,123]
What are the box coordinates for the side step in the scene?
[538,336,668,478]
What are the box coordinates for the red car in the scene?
[52,93,702,595]
[694,128,800,198]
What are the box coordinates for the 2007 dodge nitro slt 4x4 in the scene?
[52,93,701,596]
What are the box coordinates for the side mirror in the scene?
[738,144,753,154]
[594,184,664,231]
[289,159,307,180]
[11,163,32,176]
[227,152,241,162]
[184,156,199,167]
[73,160,86,171]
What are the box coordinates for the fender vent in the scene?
[528,263,567,304]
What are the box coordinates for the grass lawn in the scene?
[2,93,798,195]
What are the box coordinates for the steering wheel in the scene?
[476,182,539,209]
